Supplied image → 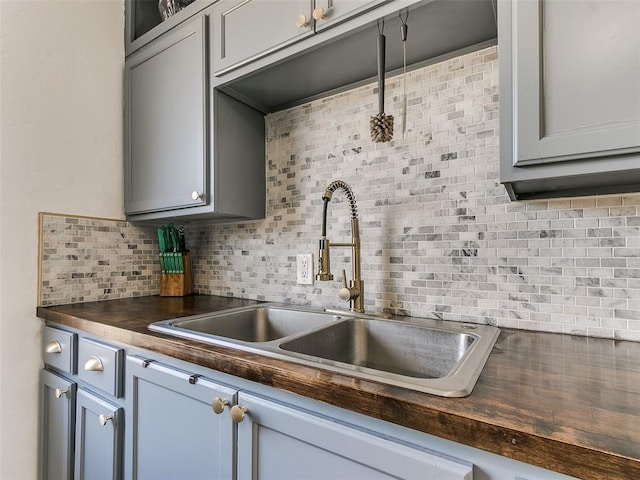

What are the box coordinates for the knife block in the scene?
[160,251,193,297]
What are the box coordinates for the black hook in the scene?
[399,9,409,42]
[399,9,409,26]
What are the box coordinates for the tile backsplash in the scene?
[40,46,640,341]
[39,213,159,305]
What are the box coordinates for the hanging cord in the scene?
[399,10,409,136]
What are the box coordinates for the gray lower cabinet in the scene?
[40,327,125,480]
[41,325,575,480]
[40,371,124,480]
[499,0,640,200]
[75,390,123,480]
[235,391,473,480]
[40,370,76,480]
[125,355,472,480]
[125,356,237,480]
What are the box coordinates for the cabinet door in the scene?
[75,389,123,480]
[125,356,237,480]
[313,0,390,32]
[125,14,208,215]
[212,0,314,75]
[235,392,473,480]
[40,370,76,480]
[508,0,640,166]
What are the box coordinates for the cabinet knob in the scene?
[211,397,229,415]
[312,7,325,20]
[191,190,205,201]
[54,388,69,399]
[98,414,113,426]
[230,405,248,423]
[83,356,104,372]
[45,340,62,354]
[295,14,309,28]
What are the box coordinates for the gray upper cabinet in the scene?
[211,0,389,76]
[125,6,266,223]
[212,0,315,75]
[312,0,390,32]
[125,0,216,55]
[499,0,640,200]
[125,14,208,216]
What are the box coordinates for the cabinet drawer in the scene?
[43,326,77,374]
[212,0,314,75]
[78,338,124,398]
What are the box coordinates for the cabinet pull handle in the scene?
[141,359,154,368]
[98,414,113,426]
[45,340,62,354]
[295,14,308,28]
[191,190,205,201]
[211,397,229,415]
[231,405,248,423]
[312,7,325,20]
[54,388,69,399]
[83,356,104,372]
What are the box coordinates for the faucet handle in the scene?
[339,287,352,302]
[339,270,358,301]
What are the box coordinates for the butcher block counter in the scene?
[37,295,640,479]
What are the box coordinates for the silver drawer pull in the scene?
[54,388,69,399]
[45,340,62,354]
[83,356,104,372]
[98,414,113,426]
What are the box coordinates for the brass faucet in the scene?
[316,180,364,313]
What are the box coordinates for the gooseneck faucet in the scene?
[316,180,364,313]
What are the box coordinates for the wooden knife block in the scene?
[160,251,193,297]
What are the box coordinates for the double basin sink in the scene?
[149,304,500,397]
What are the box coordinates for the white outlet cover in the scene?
[296,253,314,285]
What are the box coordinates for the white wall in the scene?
[0,1,124,477]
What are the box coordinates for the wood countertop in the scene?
[37,295,640,480]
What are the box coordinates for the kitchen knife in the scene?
[178,227,186,252]
[167,224,181,252]
[157,227,168,253]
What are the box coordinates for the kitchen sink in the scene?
[149,306,340,343]
[279,318,475,379]
[149,304,499,397]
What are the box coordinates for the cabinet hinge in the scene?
[503,182,517,201]
[141,359,155,368]
[188,374,203,385]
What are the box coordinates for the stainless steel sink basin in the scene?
[150,306,340,343]
[279,318,474,379]
[149,304,499,397]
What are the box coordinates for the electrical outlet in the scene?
[296,253,314,285]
